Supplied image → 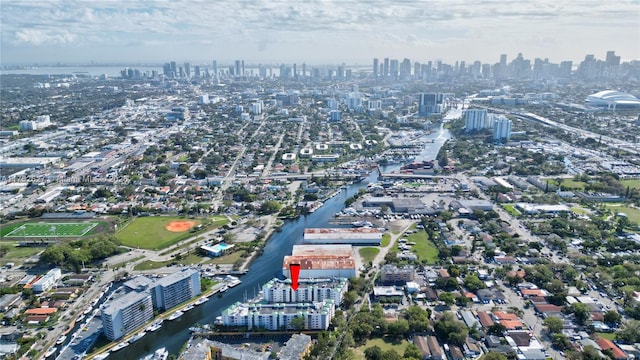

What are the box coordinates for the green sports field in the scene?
[3,222,99,238]
[116,216,196,250]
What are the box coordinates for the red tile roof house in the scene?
[533,303,564,317]
[595,338,628,360]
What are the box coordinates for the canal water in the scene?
[113,125,451,359]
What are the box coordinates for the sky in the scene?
[1,0,639,66]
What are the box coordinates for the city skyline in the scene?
[1,0,639,66]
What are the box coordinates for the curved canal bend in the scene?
[112,126,451,359]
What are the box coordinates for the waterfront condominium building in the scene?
[493,116,513,142]
[261,277,348,304]
[464,109,492,132]
[101,291,153,340]
[222,300,336,331]
[149,268,201,311]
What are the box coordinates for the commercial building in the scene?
[283,245,356,279]
[32,268,62,293]
[303,228,382,245]
[278,333,313,360]
[101,291,153,341]
[262,277,348,304]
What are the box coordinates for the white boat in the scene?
[219,285,229,293]
[93,352,110,360]
[129,331,146,343]
[44,347,57,358]
[55,335,67,345]
[142,347,169,360]
[183,304,195,312]
[111,341,129,352]
[83,306,93,315]
[194,296,209,305]
[226,276,242,288]
[167,310,184,321]
[146,319,163,332]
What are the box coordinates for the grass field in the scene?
[595,332,616,341]
[359,247,380,263]
[502,204,521,217]
[605,205,640,225]
[134,253,205,271]
[621,179,640,189]
[3,222,99,238]
[353,338,410,359]
[0,242,44,265]
[381,234,391,247]
[116,216,202,250]
[407,229,439,263]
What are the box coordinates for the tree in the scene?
[364,346,382,360]
[568,302,590,325]
[463,274,486,292]
[387,319,409,339]
[604,310,622,326]
[434,312,468,346]
[289,316,305,330]
[543,316,564,334]
[404,344,421,360]
[616,319,640,344]
[0,244,10,258]
[551,333,570,350]
[582,345,601,360]
[381,349,401,360]
[479,352,507,360]
[438,292,456,306]
[405,305,431,333]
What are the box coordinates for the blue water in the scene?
[113,125,451,359]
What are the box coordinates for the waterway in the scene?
[110,125,451,359]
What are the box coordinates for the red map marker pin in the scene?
[290,263,300,291]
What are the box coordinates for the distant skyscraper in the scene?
[302,63,306,77]
[241,60,245,76]
[373,58,379,77]
[184,62,191,77]
[389,59,399,78]
[293,63,297,78]
[606,50,620,66]
[212,60,218,77]
[235,60,242,76]
[383,58,389,77]
[194,65,200,77]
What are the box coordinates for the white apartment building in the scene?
[32,268,62,293]
[101,291,153,340]
[465,109,492,132]
[261,278,348,304]
[221,300,335,331]
[493,116,513,141]
[149,268,201,310]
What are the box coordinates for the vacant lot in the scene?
[0,241,44,265]
[359,247,380,263]
[353,338,410,359]
[407,228,439,263]
[116,216,201,250]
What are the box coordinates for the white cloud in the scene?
[14,29,76,46]
[0,0,638,64]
